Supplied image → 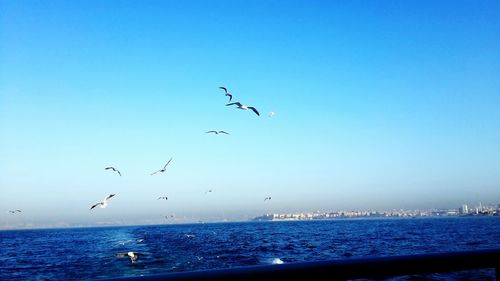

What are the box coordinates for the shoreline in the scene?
[1,215,499,232]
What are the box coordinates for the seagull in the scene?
[8,210,21,213]
[205,130,230,135]
[226,102,260,116]
[151,158,173,175]
[268,112,275,118]
[136,239,145,243]
[116,252,144,263]
[264,197,272,201]
[219,87,233,103]
[157,196,168,200]
[90,194,116,210]
[105,166,121,176]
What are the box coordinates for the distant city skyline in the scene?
[2,201,498,230]
[1,0,499,229]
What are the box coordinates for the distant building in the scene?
[459,204,468,215]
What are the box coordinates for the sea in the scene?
[0,217,499,281]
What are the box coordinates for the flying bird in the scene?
[8,210,21,213]
[105,166,121,176]
[205,189,213,194]
[116,251,144,263]
[268,112,275,118]
[226,102,260,116]
[157,196,168,200]
[151,158,173,175]
[205,130,230,135]
[219,87,233,103]
[90,194,116,210]
[264,197,272,201]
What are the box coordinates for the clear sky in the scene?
[1,0,499,228]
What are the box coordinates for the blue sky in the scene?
[1,0,499,228]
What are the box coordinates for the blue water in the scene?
[1,217,499,280]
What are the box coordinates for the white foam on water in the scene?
[271,258,284,264]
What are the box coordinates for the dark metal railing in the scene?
[97,248,500,281]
